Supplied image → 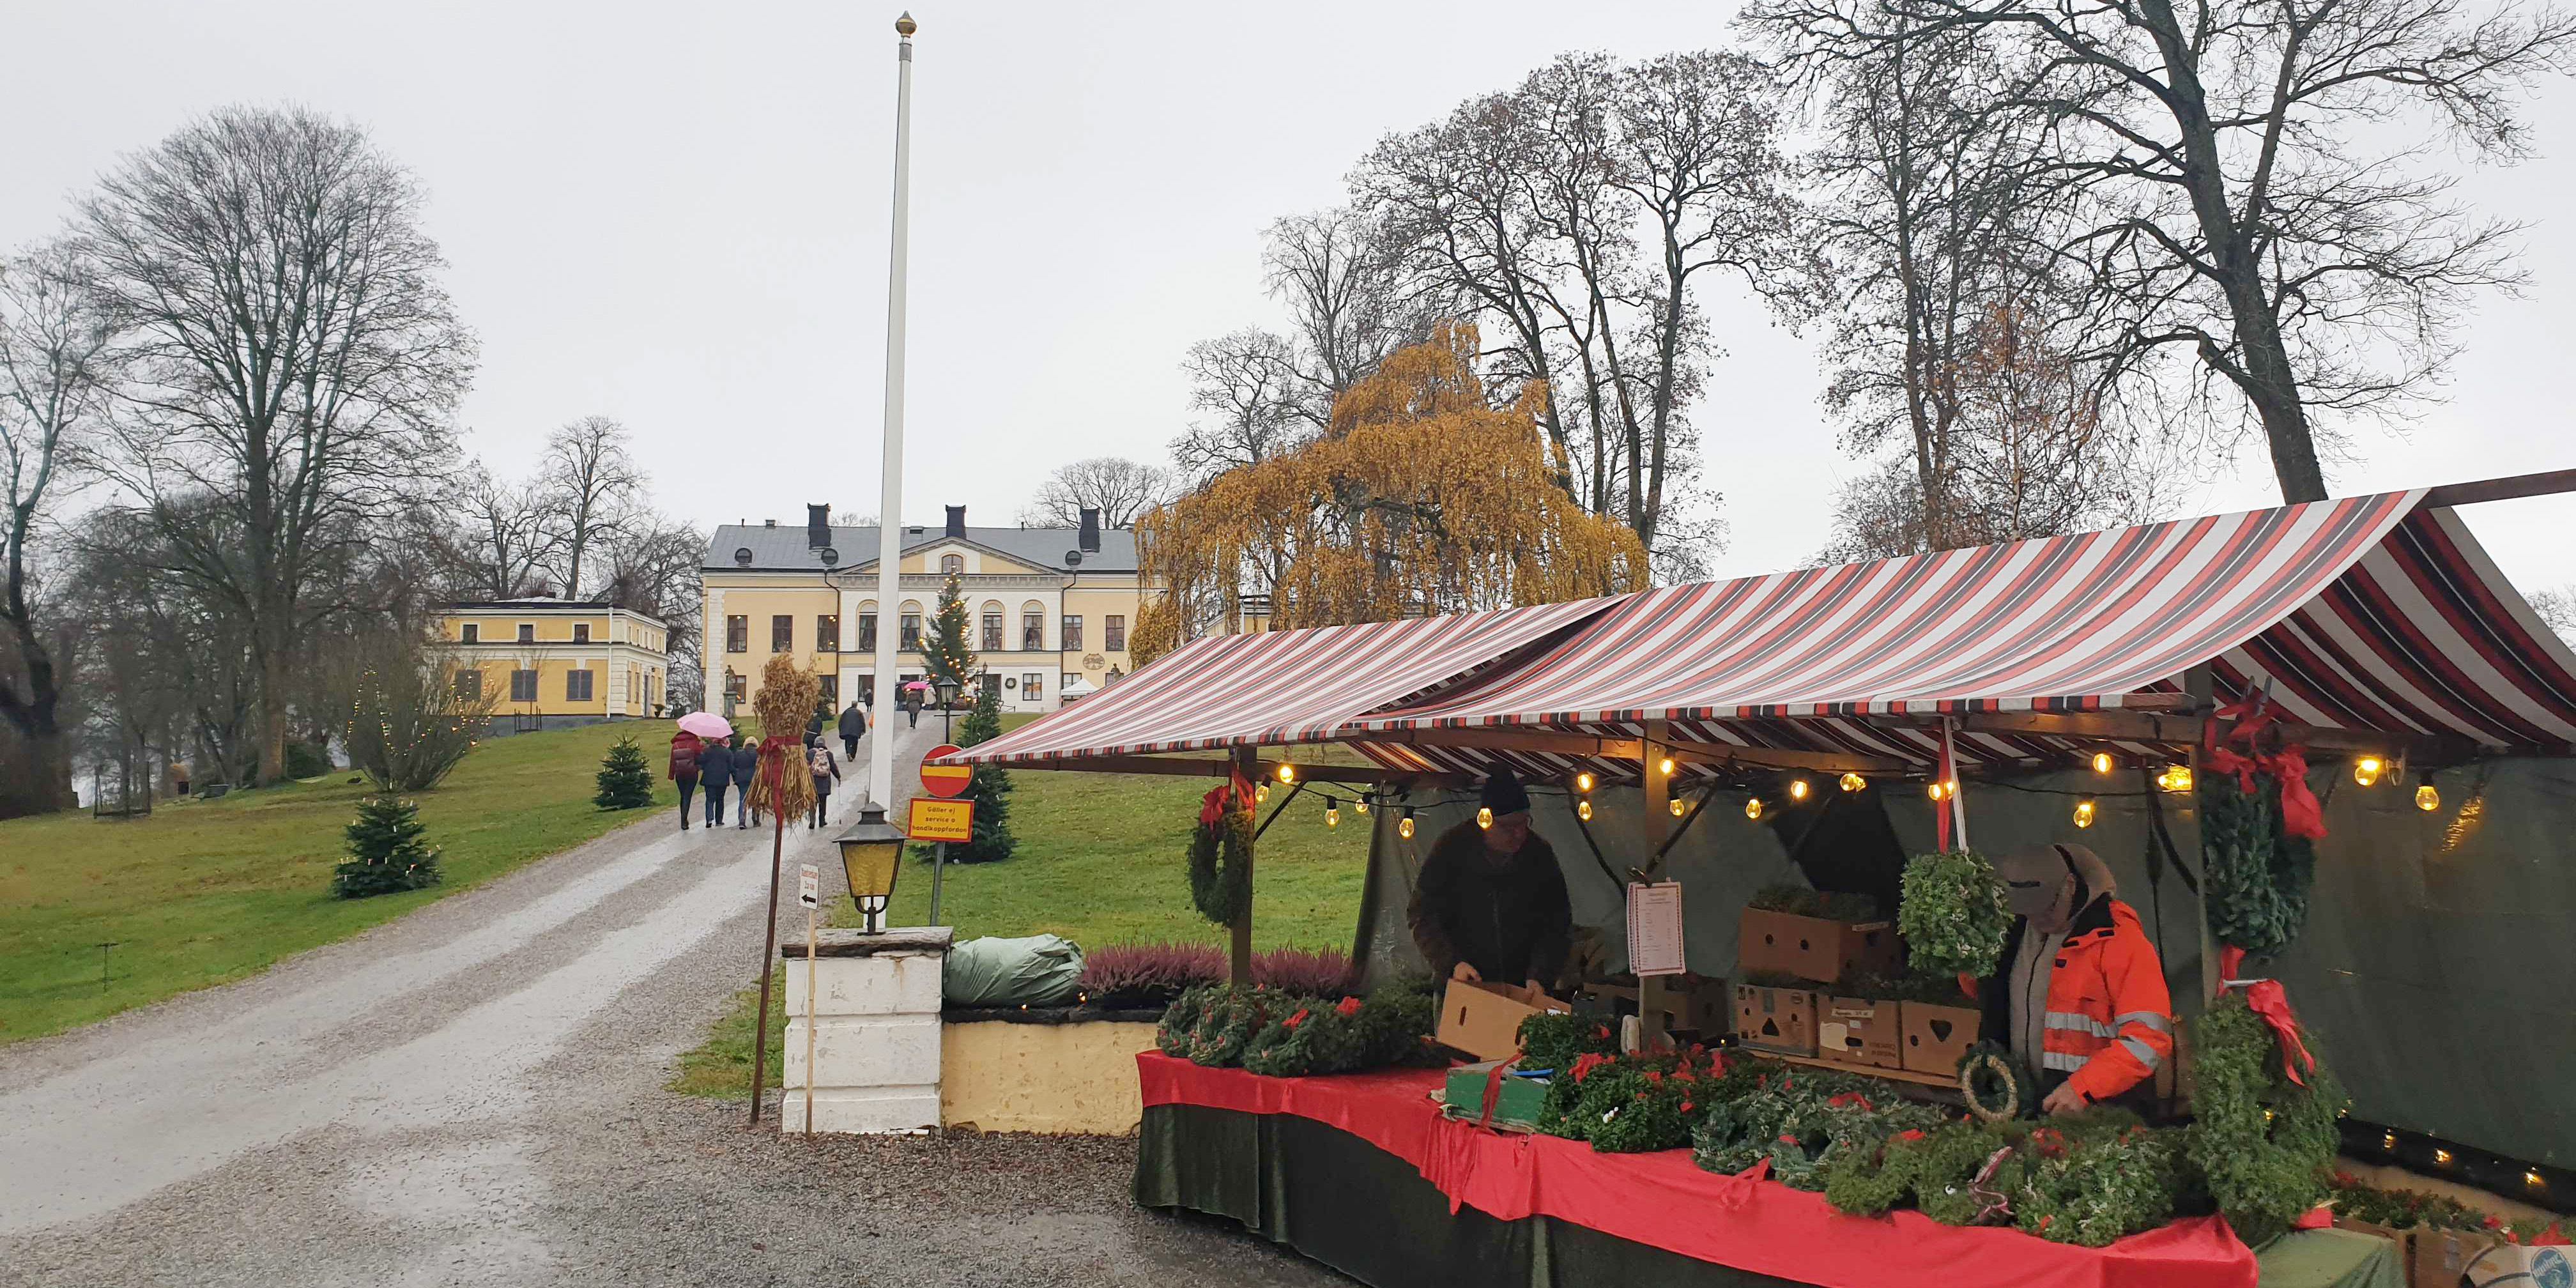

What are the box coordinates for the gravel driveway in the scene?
[0,723,1342,1288]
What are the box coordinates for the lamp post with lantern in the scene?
[834,804,910,933]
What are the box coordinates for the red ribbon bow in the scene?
[2205,700,2326,839]
[2218,945,2317,1087]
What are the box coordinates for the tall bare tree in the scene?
[456,462,560,599]
[598,511,705,707]
[75,105,475,783]
[1262,207,1446,422]
[539,415,640,598]
[1745,0,2576,502]
[1172,329,1312,483]
[1020,457,1176,528]
[0,241,110,812]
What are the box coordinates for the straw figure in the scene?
[746,656,820,824]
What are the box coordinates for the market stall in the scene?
[940,473,2576,1288]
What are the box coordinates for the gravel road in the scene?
[0,721,1342,1288]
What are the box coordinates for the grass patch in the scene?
[0,722,682,1044]
[668,714,1381,1098]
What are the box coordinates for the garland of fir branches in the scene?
[1188,788,1255,926]
[2184,991,2347,1246]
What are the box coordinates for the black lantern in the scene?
[834,804,908,932]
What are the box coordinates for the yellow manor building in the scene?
[702,504,1150,718]
[433,599,671,729]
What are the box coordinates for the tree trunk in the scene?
[2228,299,2328,503]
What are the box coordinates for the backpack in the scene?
[668,738,699,777]
[809,745,834,776]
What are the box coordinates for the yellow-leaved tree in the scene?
[1133,322,1648,663]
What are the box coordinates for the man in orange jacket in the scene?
[1979,843,2175,1116]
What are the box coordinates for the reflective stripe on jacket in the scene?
[2035,898,2174,1103]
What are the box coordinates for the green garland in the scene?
[1898,850,2012,978]
[1187,797,1255,926]
[1959,1041,2037,1122]
[2184,992,2347,1246]
[2200,772,2317,959]
[2006,1121,2188,1246]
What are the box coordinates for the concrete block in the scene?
[778,1087,939,1135]
[779,1015,941,1089]
[783,951,944,1017]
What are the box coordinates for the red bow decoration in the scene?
[2218,944,2317,1087]
[1199,769,1254,827]
[2205,699,2327,841]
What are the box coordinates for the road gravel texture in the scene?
[0,723,1342,1287]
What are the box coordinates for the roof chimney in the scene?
[1078,507,1101,552]
[944,504,967,539]
[807,503,831,549]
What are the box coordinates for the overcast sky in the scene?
[6,0,2570,594]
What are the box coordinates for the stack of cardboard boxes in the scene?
[1731,899,1982,1078]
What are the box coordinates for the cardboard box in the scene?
[1441,1059,1552,1131]
[1899,1000,1982,1076]
[1436,979,1567,1062]
[2428,1228,2511,1288]
[1820,995,1905,1070]
[1583,979,1731,1039]
[1732,983,1819,1057]
[1737,907,1901,986]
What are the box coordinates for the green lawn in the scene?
[667,716,1379,1098]
[0,721,681,1043]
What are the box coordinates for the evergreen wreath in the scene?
[1158,985,1214,1057]
[2199,770,2317,960]
[1899,850,2012,978]
[1184,986,1273,1067]
[1242,996,1374,1077]
[2185,990,2347,1246]
[1958,1041,2037,1121]
[1516,1011,1620,1073]
[1187,780,1255,926]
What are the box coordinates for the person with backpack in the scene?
[697,735,734,831]
[806,735,841,829]
[667,730,703,832]
[730,733,759,828]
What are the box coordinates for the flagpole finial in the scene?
[895,12,916,36]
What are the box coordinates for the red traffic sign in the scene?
[919,744,972,798]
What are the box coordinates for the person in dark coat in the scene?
[729,733,758,827]
[668,731,702,832]
[903,686,922,729]
[837,701,867,759]
[1406,770,1573,993]
[697,736,733,830]
[806,736,841,829]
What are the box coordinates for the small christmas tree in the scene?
[954,680,1015,862]
[593,735,654,809]
[333,792,442,898]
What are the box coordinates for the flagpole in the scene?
[867,11,917,813]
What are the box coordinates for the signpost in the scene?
[797,862,820,1135]
[917,746,972,926]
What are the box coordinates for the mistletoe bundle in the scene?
[2186,990,2346,1246]
[2199,770,2317,959]
[1898,850,2012,978]
[1187,778,1254,925]
[744,656,820,823]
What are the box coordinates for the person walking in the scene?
[837,700,867,760]
[730,733,758,828]
[904,684,921,729]
[806,736,842,829]
[667,730,703,832]
[698,735,734,831]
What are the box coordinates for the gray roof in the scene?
[704,523,1138,575]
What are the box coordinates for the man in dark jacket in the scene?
[838,701,867,759]
[730,734,759,828]
[1407,770,1572,993]
[698,737,733,831]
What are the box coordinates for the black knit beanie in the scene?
[1480,769,1531,817]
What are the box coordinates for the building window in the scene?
[856,674,875,707]
[941,553,963,576]
[981,673,1002,700]
[817,615,839,652]
[566,669,594,702]
[510,669,539,702]
[460,623,479,643]
[455,670,481,698]
[857,613,877,651]
[572,623,590,643]
[770,615,793,653]
[1062,615,1083,650]
[1105,615,1126,651]
[1022,612,1043,651]
[900,613,922,650]
[517,623,535,643]
[981,611,1002,652]
[1023,673,1044,702]
[726,615,748,653]
[819,675,838,707]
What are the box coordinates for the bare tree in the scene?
[598,512,705,707]
[456,463,560,599]
[0,241,111,812]
[1020,457,1176,528]
[539,415,641,598]
[75,105,475,783]
[2532,585,2576,646]
[1172,329,1312,482]
[1745,0,2576,503]
[1262,207,1445,422]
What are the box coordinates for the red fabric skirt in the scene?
[1137,1053,2255,1288]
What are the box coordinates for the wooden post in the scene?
[2183,664,2220,1004]
[1638,719,1671,1044]
[1230,744,1257,986]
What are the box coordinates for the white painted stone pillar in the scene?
[780,926,951,1133]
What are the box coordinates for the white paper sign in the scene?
[1626,882,1685,977]
[797,862,820,909]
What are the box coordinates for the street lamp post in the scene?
[866,11,917,813]
[935,674,961,744]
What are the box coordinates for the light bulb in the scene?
[2353,756,2384,787]
[1926,781,1947,801]
[1355,797,1368,815]
[1276,763,1296,783]
[1744,797,1763,820]
[2383,1132,2398,1152]
[2435,1148,2453,1166]
[1399,811,1415,839]
[1839,772,1864,793]
[1577,799,1593,822]
[2415,784,2439,811]
[1324,799,1338,827]
[1576,771,1594,793]
[1669,797,1686,818]
[1476,806,1492,829]
[1789,778,1810,802]
[1256,783,1269,803]
[2073,799,2096,829]
[2157,765,2193,793]
[2092,752,2113,774]
[2528,1170,2546,1189]
[1658,756,1675,777]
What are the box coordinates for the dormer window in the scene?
[733,547,753,566]
[941,553,963,576]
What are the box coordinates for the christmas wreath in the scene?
[1959,1041,2037,1121]
[1898,850,2012,979]
[1516,1011,1620,1073]
[1242,996,1373,1077]
[1185,986,1274,1067]
[2185,990,2347,1246]
[1188,774,1255,926]
[1156,984,1213,1057]
[2200,699,2326,960]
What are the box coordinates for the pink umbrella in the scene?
[676,711,732,739]
[903,680,931,691]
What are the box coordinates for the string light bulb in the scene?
[1669,797,1686,818]
[2156,765,2194,793]
[2415,783,2440,811]
[2383,1131,2398,1152]
[1324,797,1339,828]
[1839,772,1865,793]
[2435,1148,2454,1166]
[1255,782,1269,804]
[1577,799,1593,822]
[1276,763,1296,784]
[1658,756,1675,777]
[2073,799,2097,829]
[1354,797,1368,815]
[2528,1169,2546,1190]
[1476,806,1492,829]
[1575,770,1594,793]
[1744,797,1764,821]
[1926,781,1946,801]
[2092,752,2114,775]
[2353,756,2384,787]
[1399,808,1415,840]
[1789,778,1810,802]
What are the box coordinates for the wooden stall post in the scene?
[1638,719,1672,1045]
[1231,744,1257,986]
[2184,664,2220,1002]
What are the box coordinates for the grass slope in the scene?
[0,722,680,1043]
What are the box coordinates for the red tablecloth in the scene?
[1138,1053,2255,1288]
